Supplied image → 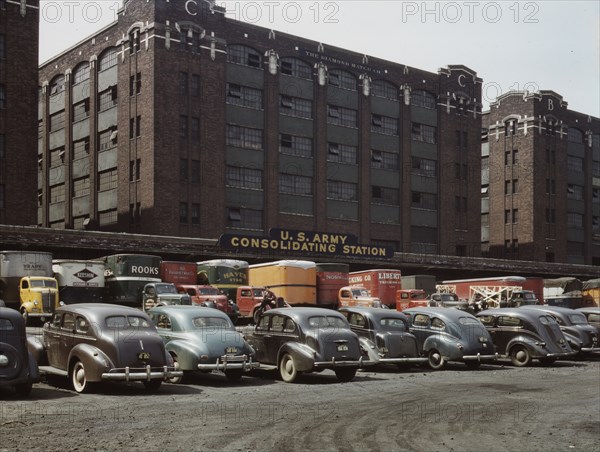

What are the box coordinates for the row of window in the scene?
[48,170,118,204]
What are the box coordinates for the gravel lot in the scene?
[1,356,599,452]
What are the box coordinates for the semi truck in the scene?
[196,259,249,302]
[400,275,436,297]
[437,276,543,309]
[102,254,162,308]
[348,269,402,308]
[52,259,104,304]
[544,277,584,308]
[316,263,349,309]
[248,260,317,306]
[0,251,60,324]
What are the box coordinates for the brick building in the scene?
[0,0,39,225]
[38,0,482,256]
[482,91,600,265]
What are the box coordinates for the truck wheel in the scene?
[71,360,90,393]
[252,308,262,325]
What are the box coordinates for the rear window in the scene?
[477,315,495,327]
[0,318,14,331]
[587,313,600,323]
[106,315,151,329]
[498,316,523,327]
[307,316,348,329]
[379,318,407,331]
[568,314,588,325]
[192,317,231,329]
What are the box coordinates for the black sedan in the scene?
[520,305,599,354]
[477,308,576,366]
[339,307,427,369]
[246,308,374,383]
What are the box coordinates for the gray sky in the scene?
[39,0,600,116]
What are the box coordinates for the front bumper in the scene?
[462,353,499,362]
[579,346,600,353]
[313,356,376,369]
[543,351,578,358]
[102,365,182,382]
[197,355,259,372]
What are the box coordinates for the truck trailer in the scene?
[52,259,105,304]
[248,260,316,305]
[348,269,402,308]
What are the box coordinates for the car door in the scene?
[409,313,431,353]
[345,312,370,340]
[264,314,287,363]
[494,315,524,353]
[57,312,76,370]
[251,314,271,363]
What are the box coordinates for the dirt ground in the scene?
[1,356,599,452]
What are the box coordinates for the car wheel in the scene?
[510,345,531,367]
[252,308,262,325]
[464,361,481,370]
[539,356,557,366]
[279,353,299,383]
[225,369,243,382]
[71,360,89,393]
[143,380,162,392]
[334,367,357,382]
[427,349,446,370]
[167,355,182,384]
[14,382,32,397]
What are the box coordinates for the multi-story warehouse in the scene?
[38,0,482,256]
[0,0,39,225]
[482,91,600,265]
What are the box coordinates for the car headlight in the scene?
[478,336,487,343]
[456,343,464,350]
[34,301,38,306]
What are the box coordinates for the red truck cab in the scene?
[176,284,239,322]
[396,289,429,312]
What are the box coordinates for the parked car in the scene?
[28,303,182,393]
[476,308,576,366]
[148,306,258,382]
[577,307,600,332]
[402,307,497,370]
[339,307,427,369]
[0,307,40,396]
[520,305,599,354]
[428,293,470,311]
[246,308,374,383]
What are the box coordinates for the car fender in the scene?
[27,352,40,382]
[68,343,114,382]
[358,337,379,362]
[561,331,583,351]
[277,342,315,372]
[26,335,47,365]
[423,334,462,360]
[505,336,545,357]
[165,340,205,370]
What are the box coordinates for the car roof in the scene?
[403,307,474,320]
[519,305,581,316]
[339,307,408,321]
[0,307,24,323]
[577,306,600,313]
[149,305,230,321]
[57,303,149,319]
[477,307,544,319]
[263,307,346,322]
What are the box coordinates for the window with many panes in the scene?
[99,209,117,225]
[411,90,436,109]
[227,125,262,150]
[226,166,263,190]
[226,83,262,109]
[567,156,583,172]
[227,208,263,229]
[98,48,117,71]
[411,157,436,177]
[327,142,357,164]
[50,147,64,167]
[99,169,117,191]
[72,99,89,122]
[279,134,312,157]
[73,63,90,84]
[328,70,357,90]
[567,184,584,200]
[98,128,117,151]
[49,75,65,95]
[567,128,583,143]
[327,181,357,201]
[411,192,436,210]
[50,184,65,203]
[72,177,90,197]
[371,114,398,135]
[280,58,312,79]
[327,105,357,127]
[280,174,312,195]
[279,95,312,119]
[372,186,399,205]
[567,212,583,228]
[227,45,262,68]
[98,86,117,111]
[371,80,398,99]
[72,138,89,161]
[372,150,399,170]
[411,123,436,143]
[49,111,65,131]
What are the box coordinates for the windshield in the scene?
[30,279,57,289]
[307,316,349,329]
[379,318,407,331]
[106,315,152,329]
[192,316,233,329]
[253,289,264,297]
[568,314,588,325]
[199,287,220,295]
[411,291,426,299]
[351,289,370,298]
[156,284,177,294]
